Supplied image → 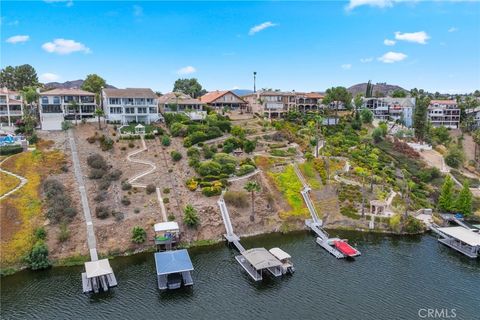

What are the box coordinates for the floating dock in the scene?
[293,163,360,259]
[217,193,293,281]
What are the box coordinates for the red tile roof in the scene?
[430,100,457,105]
[199,90,245,104]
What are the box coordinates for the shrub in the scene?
[197,161,223,177]
[128,142,135,148]
[237,164,256,176]
[224,191,249,208]
[161,135,171,146]
[94,191,107,202]
[131,226,147,243]
[58,223,70,242]
[146,184,156,194]
[34,227,47,240]
[163,188,170,194]
[43,179,77,224]
[183,204,200,227]
[89,168,107,179]
[121,196,131,206]
[100,136,114,151]
[372,128,384,143]
[186,178,198,191]
[26,241,50,270]
[121,182,132,190]
[87,154,107,169]
[187,147,200,158]
[95,206,111,219]
[112,211,125,222]
[171,150,182,161]
[201,185,222,197]
[0,145,23,156]
[98,178,112,190]
[163,198,170,204]
[108,169,123,181]
[134,208,141,214]
[445,147,464,168]
[168,214,176,221]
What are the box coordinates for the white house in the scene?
[362,97,415,127]
[102,88,161,124]
[0,88,23,127]
[427,100,460,129]
[39,88,96,130]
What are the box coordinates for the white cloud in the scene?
[249,21,277,35]
[448,27,458,33]
[360,57,373,63]
[341,64,352,70]
[384,39,396,46]
[6,35,29,44]
[378,51,407,63]
[177,66,196,75]
[40,73,60,82]
[44,0,73,7]
[42,39,91,55]
[133,5,143,17]
[346,0,394,11]
[394,31,430,44]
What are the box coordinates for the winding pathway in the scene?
[126,136,167,222]
[0,156,28,201]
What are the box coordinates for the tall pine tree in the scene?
[413,94,430,142]
[438,175,455,213]
[455,181,473,216]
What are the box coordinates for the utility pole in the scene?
[253,71,257,93]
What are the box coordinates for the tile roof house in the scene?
[158,92,205,113]
[199,90,247,110]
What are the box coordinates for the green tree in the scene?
[69,100,79,126]
[26,241,50,270]
[243,139,256,153]
[354,93,363,114]
[161,135,171,146]
[173,78,206,98]
[455,181,473,216]
[365,80,373,98]
[94,108,105,130]
[438,175,455,213]
[430,126,451,146]
[244,180,261,221]
[392,89,407,98]
[413,95,430,142]
[81,74,106,95]
[360,108,373,124]
[183,204,200,227]
[131,226,147,243]
[1,64,38,91]
[322,86,352,118]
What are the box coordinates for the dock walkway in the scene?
[217,195,244,252]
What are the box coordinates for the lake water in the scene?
[1,231,479,320]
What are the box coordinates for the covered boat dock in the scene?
[154,249,194,290]
[436,226,480,258]
[235,248,283,281]
[82,259,117,293]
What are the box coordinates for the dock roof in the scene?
[241,248,282,270]
[154,249,194,275]
[84,259,113,278]
[154,221,179,232]
[438,227,480,246]
[269,247,291,261]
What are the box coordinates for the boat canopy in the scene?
[269,247,291,261]
[437,227,480,247]
[154,249,194,276]
[154,221,179,233]
[241,248,282,270]
[84,259,113,278]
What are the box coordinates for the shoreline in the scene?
[0,226,426,277]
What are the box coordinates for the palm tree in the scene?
[244,181,261,222]
[69,100,79,126]
[94,108,104,130]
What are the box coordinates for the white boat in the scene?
[269,247,295,274]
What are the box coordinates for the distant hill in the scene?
[232,89,253,96]
[347,82,407,97]
[44,79,116,90]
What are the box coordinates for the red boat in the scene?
[333,240,360,258]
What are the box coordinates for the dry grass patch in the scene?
[0,171,20,197]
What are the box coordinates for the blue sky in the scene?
[1,0,479,93]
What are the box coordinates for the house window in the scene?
[53,96,60,104]
[109,107,122,114]
[125,107,135,114]
[81,105,96,113]
[146,98,154,105]
[81,96,94,103]
[149,107,157,114]
[42,97,49,104]
[109,98,120,105]
[137,107,147,114]
[42,105,62,113]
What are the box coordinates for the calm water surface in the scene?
[1,231,479,320]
